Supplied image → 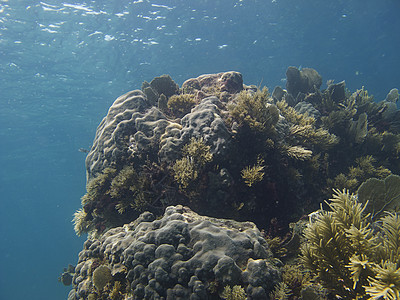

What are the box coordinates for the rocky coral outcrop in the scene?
[68,68,400,299]
[68,205,281,300]
[159,96,232,162]
[85,90,151,180]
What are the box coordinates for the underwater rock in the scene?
[67,205,281,300]
[285,66,322,98]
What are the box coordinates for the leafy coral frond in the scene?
[241,159,265,187]
[285,145,312,161]
[365,261,400,300]
[73,208,90,236]
[221,285,247,300]
[380,213,400,261]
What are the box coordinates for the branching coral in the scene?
[229,87,279,133]
[241,158,265,187]
[182,137,213,167]
[110,166,149,213]
[284,145,312,161]
[172,156,198,189]
[172,137,213,189]
[269,282,291,300]
[301,189,400,299]
[81,168,117,206]
[331,155,391,191]
[221,285,247,300]
[73,166,152,235]
[72,208,91,236]
[167,94,196,117]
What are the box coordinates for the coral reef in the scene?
[67,67,400,299]
[67,205,281,300]
[76,67,400,234]
[285,66,322,98]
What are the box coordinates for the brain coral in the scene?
[67,205,281,300]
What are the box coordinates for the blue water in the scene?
[0,1,399,299]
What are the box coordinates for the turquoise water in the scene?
[0,1,399,299]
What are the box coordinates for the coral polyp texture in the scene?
[67,205,280,300]
[67,68,400,299]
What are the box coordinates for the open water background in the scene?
[0,1,399,299]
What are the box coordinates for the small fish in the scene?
[79,148,90,153]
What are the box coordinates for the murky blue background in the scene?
[0,1,399,299]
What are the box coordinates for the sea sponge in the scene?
[92,265,112,291]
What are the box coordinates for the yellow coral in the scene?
[172,156,198,189]
[241,159,265,187]
[172,138,213,190]
[269,282,291,300]
[183,137,213,167]
[229,87,278,132]
[167,94,196,117]
[221,285,247,300]
[81,168,117,206]
[72,208,90,236]
[301,189,400,299]
[285,145,312,161]
[276,99,315,126]
[365,261,400,300]
[93,265,112,291]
